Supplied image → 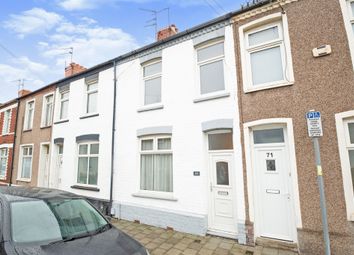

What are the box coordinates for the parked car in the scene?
[0,187,149,255]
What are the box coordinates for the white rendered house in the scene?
[112,17,247,242]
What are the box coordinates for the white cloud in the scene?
[38,16,139,68]
[57,0,98,11]
[3,8,62,38]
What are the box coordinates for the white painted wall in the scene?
[49,68,114,200]
[113,25,245,224]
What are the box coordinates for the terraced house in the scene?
[232,0,354,254]
[0,99,17,185]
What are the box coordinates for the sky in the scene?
[0,0,245,103]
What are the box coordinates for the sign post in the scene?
[306,110,331,255]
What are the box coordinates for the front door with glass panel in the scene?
[207,131,237,237]
[252,128,295,241]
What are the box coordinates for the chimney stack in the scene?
[65,62,87,77]
[157,24,178,41]
[18,89,31,97]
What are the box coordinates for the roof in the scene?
[0,98,18,110]
[16,0,272,98]
[0,186,81,202]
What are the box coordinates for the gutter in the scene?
[9,99,20,186]
[109,60,118,215]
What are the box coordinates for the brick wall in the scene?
[0,104,18,184]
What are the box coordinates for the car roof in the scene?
[0,186,82,202]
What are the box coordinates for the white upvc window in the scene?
[41,94,54,127]
[19,145,33,180]
[139,136,173,192]
[86,82,98,114]
[340,0,354,69]
[142,60,162,106]
[239,13,294,92]
[77,143,99,186]
[2,109,11,135]
[24,100,35,131]
[336,111,354,221]
[59,91,69,120]
[196,40,225,95]
[0,148,8,178]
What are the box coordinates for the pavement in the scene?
[112,219,298,255]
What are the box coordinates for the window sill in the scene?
[137,104,164,113]
[132,191,178,201]
[16,178,31,183]
[54,119,69,125]
[80,113,99,120]
[23,129,32,133]
[71,185,100,192]
[244,81,294,93]
[193,92,230,103]
[40,125,52,130]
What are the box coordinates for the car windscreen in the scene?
[11,198,108,244]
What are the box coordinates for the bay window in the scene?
[140,136,173,192]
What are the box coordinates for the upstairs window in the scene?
[59,91,69,120]
[197,40,225,95]
[143,60,162,105]
[2,109,11,135]
[140,136,173,192]
[239,13,294,92]
[24,101,34,131]
[0,148,8,178]
[347,121,354,193]
[42,94,53,127]
[85,74,99,114]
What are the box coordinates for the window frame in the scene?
[85,82,98,115]
[139,135,173,194]
[340,0,354,70]
[41,93,54,128]
[2,109,11,135]
[57,90,70,121]
[0,148,8,179]
[18,144,34,182]
[239,12,294,93]
[76,142,99,187]
[196,39,226,97]
[141,59,162,107]
[23,100,35,131]
[336,110,354,221]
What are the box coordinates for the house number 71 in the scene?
[266,153,273,158]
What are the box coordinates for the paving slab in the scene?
[112,219,298,255]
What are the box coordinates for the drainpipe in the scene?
[9,99,20,186]
[109,60,118,216]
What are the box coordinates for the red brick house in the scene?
[0,99,18,185]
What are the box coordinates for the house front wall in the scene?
[233,0,354,254]
[12,86,55,187]
[0,102,17,184]
[49,68,114,202]
[113,24,247,240]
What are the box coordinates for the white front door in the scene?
[38,144,50,187]
[253,128,295,241]
[208,153,237,237]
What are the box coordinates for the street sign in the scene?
[306,111,323,137]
